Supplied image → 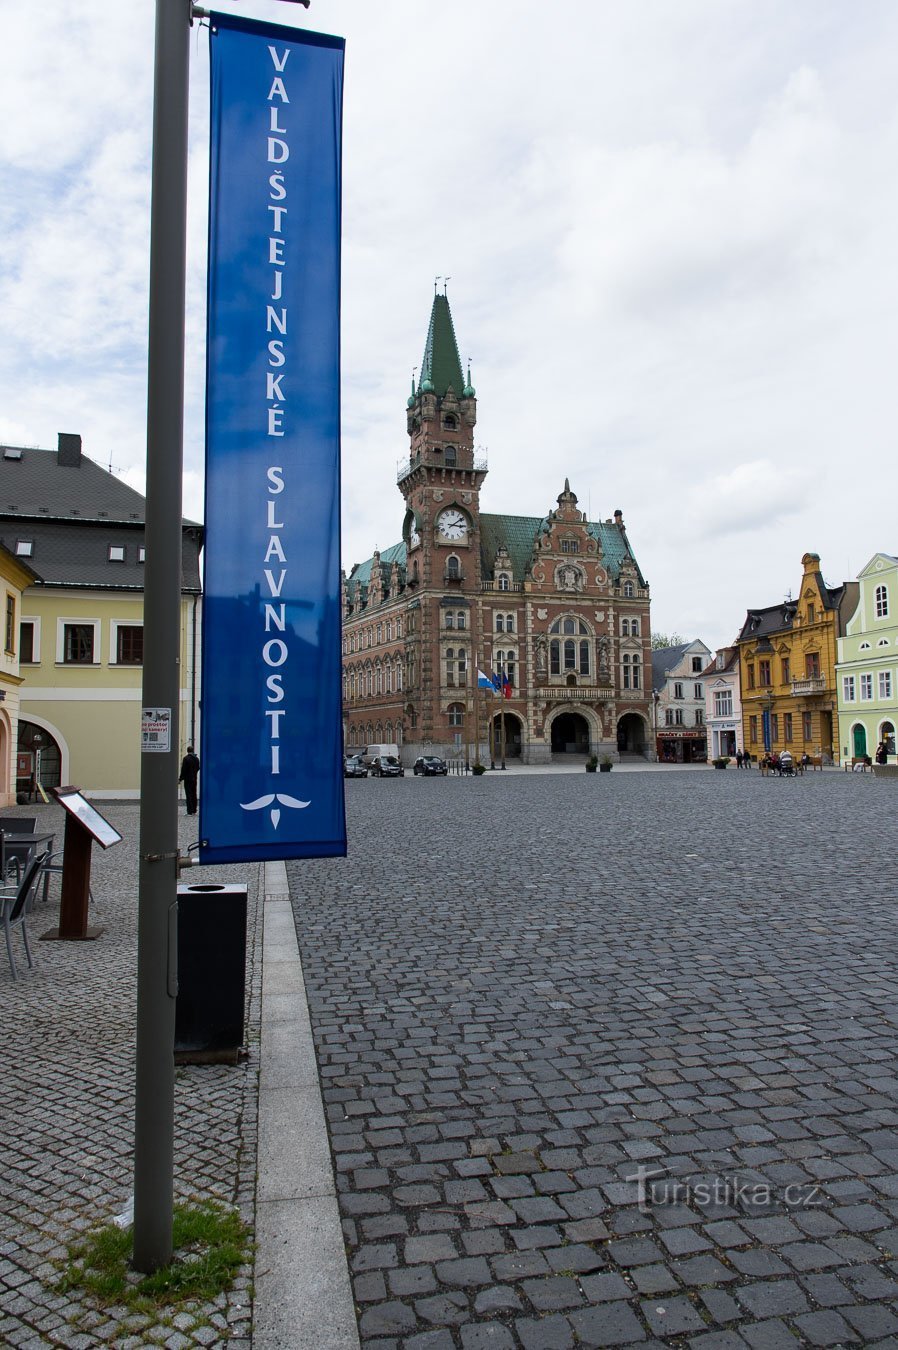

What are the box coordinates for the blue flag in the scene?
[200,13,346,863]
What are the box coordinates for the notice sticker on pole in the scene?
[142,708,172,753]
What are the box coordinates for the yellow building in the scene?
[0,543,38,805]
[737,553,858,766]
[1,435,202,798]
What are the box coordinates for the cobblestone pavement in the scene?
[0,801,261,1348]
[288,770,898,1349]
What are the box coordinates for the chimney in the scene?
[613,509,624,527]
[57,433,82,467]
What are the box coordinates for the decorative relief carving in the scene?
[555,563,585,592]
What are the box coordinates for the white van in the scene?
[362,743,400,767]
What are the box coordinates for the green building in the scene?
[835,553,897,763]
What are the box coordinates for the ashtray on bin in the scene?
[175,882,247,1064]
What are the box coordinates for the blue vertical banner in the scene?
[200,13,346,863]
[762,708,771,752]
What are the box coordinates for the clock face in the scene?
[409,529,421,549]
[437,508,467,541]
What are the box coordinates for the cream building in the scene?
[1,435,202,798]
[0,543,38,805]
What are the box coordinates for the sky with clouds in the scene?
[1,0,896,651]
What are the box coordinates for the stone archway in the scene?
[550,711,591,754]
[617,712,649,755]
[17,718,65,795]
[0,710,10,805]
[490,711,523,759]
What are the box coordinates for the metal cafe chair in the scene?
[0,818,37,885]
[1,853,47,980]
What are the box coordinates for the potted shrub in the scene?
[471,762,487,776]
[712,756,729,769]
[599,755,613,773]
[586,755,598,773]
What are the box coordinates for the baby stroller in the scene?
[778,752,794,776]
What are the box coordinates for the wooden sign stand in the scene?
[41,787,122,941]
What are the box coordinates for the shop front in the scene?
[708,718,738,760]
[655,728,708,764]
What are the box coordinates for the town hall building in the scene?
[341,292,653,765]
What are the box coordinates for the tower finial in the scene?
[444,275,451,295]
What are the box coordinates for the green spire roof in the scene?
[420,293,465,398]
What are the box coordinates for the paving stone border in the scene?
[0,802,261,1348]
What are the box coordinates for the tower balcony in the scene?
[396,451,488,484]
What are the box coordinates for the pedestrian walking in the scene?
[179,746,200,815]
[876,740,889,765]
[735,750,743,769]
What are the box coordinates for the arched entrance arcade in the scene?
[17,719,65,799]
[617,712,650,757]
[549,710,591,755]
[489,710,523,761]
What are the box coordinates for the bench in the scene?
[849,757,871,772]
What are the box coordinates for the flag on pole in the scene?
[477,668,498,692]
[502,671,513,699]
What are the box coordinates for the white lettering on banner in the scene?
[238,43,312,833]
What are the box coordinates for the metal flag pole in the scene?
[133,0,191,1272]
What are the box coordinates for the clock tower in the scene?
[399,290,485,571]
[397,290,486,746]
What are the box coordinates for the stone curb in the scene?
[253,860,360,1350]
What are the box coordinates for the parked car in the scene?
[413,756,448,776]
[344,755,368,778]
[370,755,404,777]
[362,742,400,768]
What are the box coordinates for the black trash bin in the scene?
[175,883,247,1064]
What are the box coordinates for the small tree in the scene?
[651,631,685,650]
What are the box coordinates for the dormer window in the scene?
[623,581,634,597]
[15,540,33,557]
[560,538,579,554]
[497,572,510,591]
[108,545,125,562]
[807,603,815,624]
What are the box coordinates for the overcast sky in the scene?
[1,1,896,651]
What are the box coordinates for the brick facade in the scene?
[341,294,653,765]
